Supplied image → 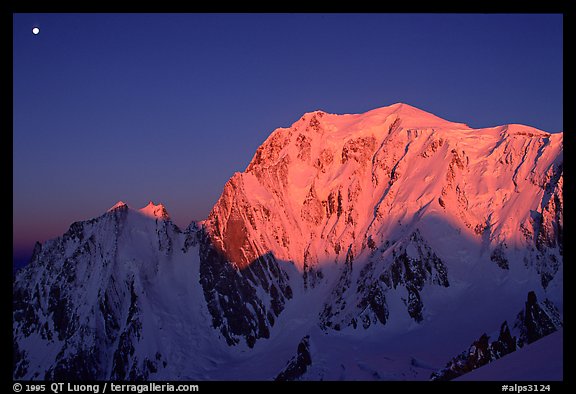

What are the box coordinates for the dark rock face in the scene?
[430,322,517,381]
[431,292,562,381]
[431,334,491,381]
[490,243,509,270]
[275,336,312,381]
[382,231,449,322]
[522,162,563,289]
[536,164,563,253]
[320,230,449,330]
[319,247,355,331]
[198,229,293,348]
[515,291,562,347]
[110,279,143,381]
[356,279,389,328]
[13,342,29,380]
[491,322,517,359]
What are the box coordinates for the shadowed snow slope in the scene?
[14,103,562,380]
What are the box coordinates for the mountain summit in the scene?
[14,104,563,380]
[139,201,170,220]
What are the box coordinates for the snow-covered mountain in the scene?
[13,103,563,380]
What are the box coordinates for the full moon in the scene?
[32,27,40,35]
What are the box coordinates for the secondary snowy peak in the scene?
[107,200,170,220]
[14,205,194,380]
[108,200,128,211]
[139,201,170,220]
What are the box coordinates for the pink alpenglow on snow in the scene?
[139,201,170,220]
[108,201,128,211]
[206,103,562,274]
[13,103,562,381]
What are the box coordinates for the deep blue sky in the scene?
[13,13,563,263]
